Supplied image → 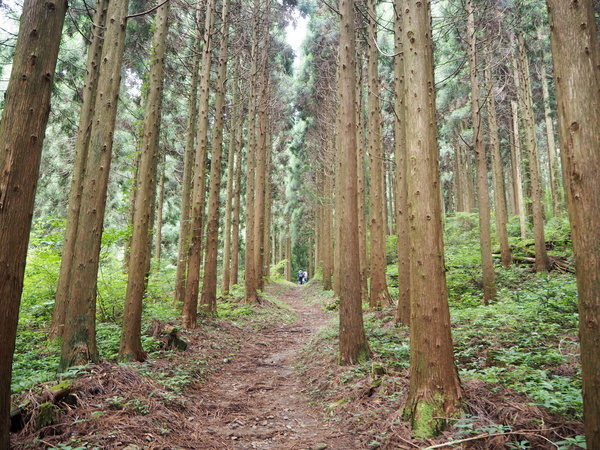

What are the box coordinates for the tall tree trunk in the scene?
[262,128,273,283]
[254,58,270,293]
[386,161,394,236]
[285,232,292,282]
[455,123,476,213]
[0,1,67,444]
[394,1,410,326]
[201,0,230,314]
[401,0,463,437]
[182,0,216,328]
[467,0,495,304]
[367,0,392,308]
[453,130,464,212]
[333,108,342,299]
[60,0,130,370]
[463,128,477,212]
[173,7,201,306]
[308,235,313,279]
[356,61,369,302]
[485,64,511,267]
[154,151,166,270]
[221,68,240,296]
[337,0,370,365]
[230,113,244,287]
[518,34,550,272]
[537,27,562,218]
[51,0,108,339]
[120,1,169,361]
[322,148,334,290]
[545,2,600,446]
[510,100,527,239]
[244,0,261,303]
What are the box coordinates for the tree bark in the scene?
[467,0,495,304]
[51,0,108,339]
[394,1,410,326]
[173,7,201,306]
[182,0,216,328]
[401,0,463,437]
[221,66,241,296]
[254,49,270,293]
[119,0,169,361]
[243,0,261,303]
[154,152,166,270]
[537,26,562,218]
[201,0,230,314]
[285,232,292,282]
[545,2,600,446]
[510,100,527,240]
[0,1,67,444]
[485,64,511,267]
[60,0,130,370]
[337,0,370,365]
[230,110,245,287]
[367,0,392,308]
[356,60,369,303]
[322,145,334,290]
[518,34,550,272]
[262,128,273,283]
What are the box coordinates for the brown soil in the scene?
[186,285,365,449]
[11,282,584,450]
[11,284,366,449]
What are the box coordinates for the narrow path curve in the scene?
[188,285,365,449]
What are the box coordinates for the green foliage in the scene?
[269,259,288,280]
[444,214,486,305]
[452,274,582,418]
[363,313,410,370]
[218,299,256,319]
[385,234,397,265]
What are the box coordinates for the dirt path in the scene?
[189,285,364,450]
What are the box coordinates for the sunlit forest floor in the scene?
[11,214,586,448]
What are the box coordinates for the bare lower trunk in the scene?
[337,0,370,365]
[51,0,108,339]
[467,0,495,303]
[394,3,409,325]
[538,26,562,218]
[518,34,549,272]
[154,154,166,270]
[182,0,216,328]
[0,1,67,444]
[485,64,511,267]
[201,0,231,314]
[367,0,391,308]
[356,63,369,303]
[120,1,169,361]
[510,100,527,240]
[545,2,600,446]
[173,11,201,306]
[221,66,241,296]
[230,120,244,287]
[401,0,463,437]
[244,0,261,303]
[61,0,130,370]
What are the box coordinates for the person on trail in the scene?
[303,270,308,284]
[298,269,305,285]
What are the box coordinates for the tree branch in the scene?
[126,0,170,20]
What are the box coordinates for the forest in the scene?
[0,0,599,448]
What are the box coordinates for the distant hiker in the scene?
[303,270,308,284]
[298,269,304,285]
